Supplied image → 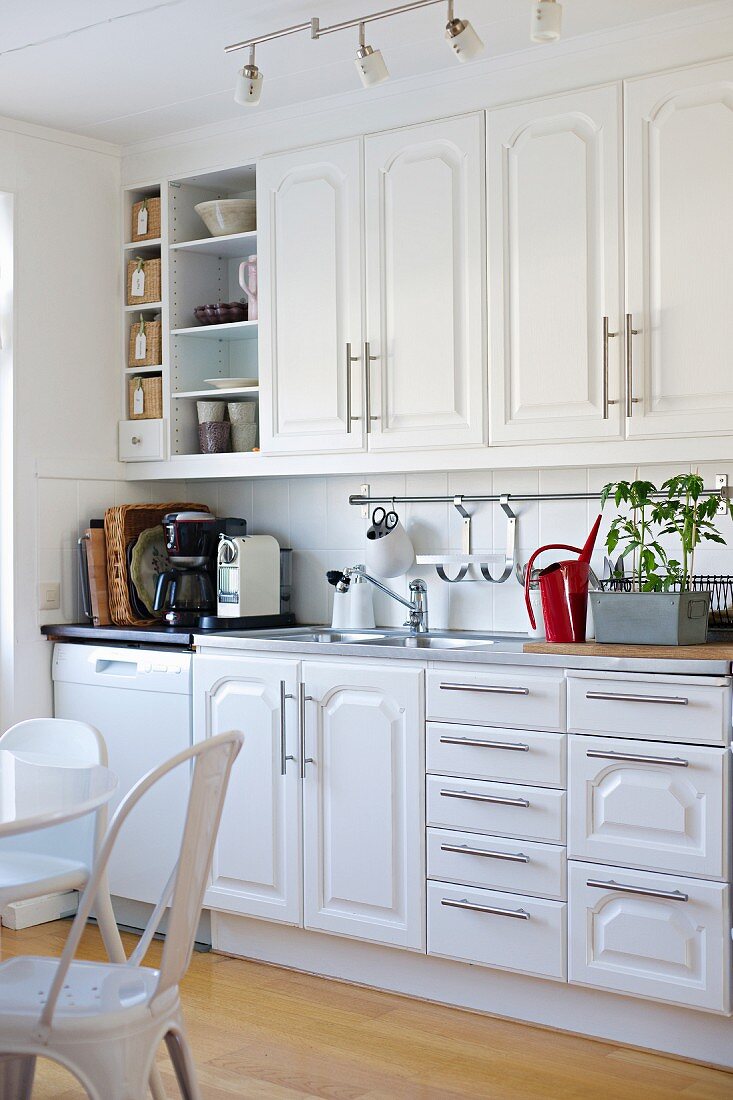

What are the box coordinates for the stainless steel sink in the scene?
[290,630,388,643]
[368,635,495,649]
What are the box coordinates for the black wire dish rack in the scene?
[600,575,733,630]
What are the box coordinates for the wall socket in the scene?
[39,582,61,611]
[716,474,729,516]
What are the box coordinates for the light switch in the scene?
[39,582,61,611]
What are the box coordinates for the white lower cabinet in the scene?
[568,861,731,1013]
[301,661,425,949]
[568,735,729,879]
[428,881,567,980]
[194,654,302,924]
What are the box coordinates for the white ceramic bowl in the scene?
[194,199,256,237]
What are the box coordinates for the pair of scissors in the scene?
[371,507,398,538]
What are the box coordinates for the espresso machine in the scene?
[154,511,218,626]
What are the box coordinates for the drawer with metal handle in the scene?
[426,669,565,732]
[427,827,566,900]
[568,735,728,879]
[568,861,730,1012]
[428,880,567,980]
[427,775,565,843]
[567,672,730,745]
[427,722,566,788]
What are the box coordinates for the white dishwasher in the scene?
[52,643,192,906]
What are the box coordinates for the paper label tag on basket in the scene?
[133,381,144,416]
[134,330,146,359]
[131,267,145,296]
[137,204,148,237]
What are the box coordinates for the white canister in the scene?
[348,572,375,628]
[365,520,415,579]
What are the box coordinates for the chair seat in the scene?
[0,853,88,907]
[0,956,160,1021]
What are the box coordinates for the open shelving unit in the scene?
[121,184,164,437]
[121,162,259,463]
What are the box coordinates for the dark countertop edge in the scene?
[41,624,195,647]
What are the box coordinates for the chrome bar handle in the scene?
[440,843,529,864]
[587,878,688,903]
[625,312,640,417]
[279,680,296,776]
[586,691,688,706]
[439,735,529,752]
[298,682,316,778]
[587,748,689,767]
[439,683,529,696]
[345,342,360,432]
[602,316,619,419]
[364,342,379,433]
[441,898,530,920]
[440,789,530,808]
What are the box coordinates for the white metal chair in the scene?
[0,729,243,1100]
[0,719,124,966]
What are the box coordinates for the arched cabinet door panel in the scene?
[258,139,365,454]
[625,59,733,438]
[487,84,623,444]
[364,114,486,451]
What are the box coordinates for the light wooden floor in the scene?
[2,920,732,1099]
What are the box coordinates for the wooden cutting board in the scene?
[85,527,112,626]
[523,640,733,661]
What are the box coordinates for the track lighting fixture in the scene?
[234,45,263,106]
[445,0,484,63]
[226,0,492,107]
[355,22,390,87]
[530,0,562,43]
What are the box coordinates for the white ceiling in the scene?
[0,0,720,147]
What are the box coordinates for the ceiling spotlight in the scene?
[355,22,389,87]
[234,45,263,106]
[530,0,562,43]
[445,0,484,62]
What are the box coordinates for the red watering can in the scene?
[524,515,602,643]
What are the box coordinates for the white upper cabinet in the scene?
[257,139,365,453]
[364,114,486,450]
[301,661,425,949]
[194,654,302,925]
[624,60,733,438]
[487,85,623,444]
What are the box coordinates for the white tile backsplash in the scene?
[35,462,733,634]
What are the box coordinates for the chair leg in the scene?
[94,883,126,964]
[0,1055,36,1100]
[164,1027,202,1100]
[149,1061,168,1100]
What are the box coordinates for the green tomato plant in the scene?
[599,474,733,592]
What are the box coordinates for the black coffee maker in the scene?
[154,511,217,625]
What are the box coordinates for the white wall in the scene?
[0,119,121,726]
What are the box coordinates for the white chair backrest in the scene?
[0,718,107,766]
[38,730,243,1033]
[0,719,108,860]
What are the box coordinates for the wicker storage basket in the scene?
[131,196,161,242]
[128,317,162,367]
[126,257,161,305]
[128,375,163,420]
[105,502,210,625]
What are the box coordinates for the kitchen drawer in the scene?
[569,735,729,879]
[427,668,565,732]
[427,827,566,900]
[568,861,730,1013]
[427,723,565,787]
[567,672,730,746]
[427,775,565,843]
[428,880,566,980]
[118,418,166,462]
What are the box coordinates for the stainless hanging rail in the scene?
[349,488,728,507]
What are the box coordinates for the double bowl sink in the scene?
[260,628,499,650]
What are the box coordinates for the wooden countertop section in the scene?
[523,640,733,661]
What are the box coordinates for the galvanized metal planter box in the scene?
[590,590,711,646]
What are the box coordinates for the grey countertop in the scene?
[193,628,733,676]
